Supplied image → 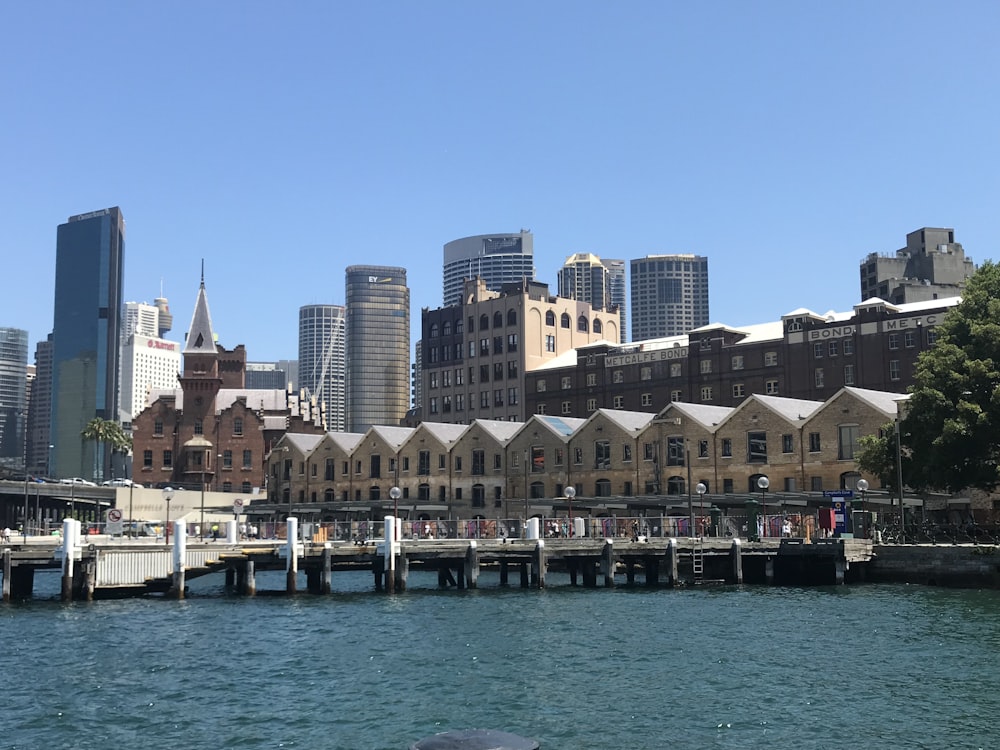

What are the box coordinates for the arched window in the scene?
[561,313,571,329]
[507,309,517,326]
[472,484,486,508]
[667,476,685,496]
[530,481,546,499]
[480,314,489,330]
[493,311,503,328]
[545,310,555,326]
[595,478,612,497]
[442,321,452,336]
[369,485,381,500]
[324,488,335,502]
[593,319,603,334]
[429,323,439,337]
[419,483,431,501]
[577,316,589,333]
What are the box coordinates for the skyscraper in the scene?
[860,227,975,304]
[630,254,709,340]
[557,253,627,343]
[443,231,534,307]
[51,207,125,481]
[299,304,346,432]
[346,266,409,431]
[120,300,181,426]
[0,327,28,474]
[26,334,52,476]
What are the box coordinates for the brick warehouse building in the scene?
[132,277,323,493]
[525,296,957,419]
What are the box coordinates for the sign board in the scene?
[233,498,244,516]
[823,490,854,499]
[106,508,124,535]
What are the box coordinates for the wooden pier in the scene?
[1,531,874,601]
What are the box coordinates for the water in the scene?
[5,570,1000,750]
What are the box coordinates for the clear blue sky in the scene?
[2,1,997,363]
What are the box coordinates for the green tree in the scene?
[855,425,899,494]
[902,260,1000,493]
[81,418,132,481]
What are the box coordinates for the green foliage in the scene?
[903,260,1000,493]
[855,426,897,493]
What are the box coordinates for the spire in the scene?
[183,267,217,355]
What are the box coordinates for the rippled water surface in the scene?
[5,570,1000,750]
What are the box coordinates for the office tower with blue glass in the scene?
[50,207,125,481]
[442,231,534,307]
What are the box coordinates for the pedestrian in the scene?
[211,523,219,540]
[631,520,639,542]
[782,518,792,537]
[251,524,258,540]
[1,526,10,543]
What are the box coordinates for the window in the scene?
[536,379,547,393]
[223,450,233,468]
[574,447,583,464]
[613,370,623,383]
[700,359,712,374]
[555,449,564,466]
[623,444,632,462]
[732,383,745,398]
[828,341,839,357]
[667,436,685,466]
[731,355,744,370]
[559,376,571,390]
[429,322,440,337]
[888,333,899,350]
[494,453,502,470]
[595,478,612,497]
[595,440,611,469]
[442,370,451,387]
[699,337,711,350]
[765,379,779,395]
[443,320,452,336]
[562,401,572,415]
[844,339,854,355]
[670,363,682,377]
[586,398,596,411]
[927,329,937,345]
[153,419,163,436]
[784,477,797,492]
[480,365,490,383]
[454,456,463,472]
[577,316,589,332]
[480,391,489,409]
[507,333,518,351]
[443,395,452,413]
[643,443,655,461]
[507,387,518,405]
[700,386,713,401]
[456,368,464,385]
[593,319,603,334]
[613,395,623,408]
[813,342,823,358]
[545,334,556,352]
[163,450,173,467]
[493,311,503,328]
[439,454,446,469]
[480,338,489,356]
[194,419,203,436]
[429,372,438,389]
[537,403,546,414]
[493,336,503,354]
[670,390,682,402]
[698,439,708,458]
[586,373,597,386]
[507,309,517,326]
[889,360,900,381]
[764,351,778,366]
[468,341,477,358]
[641,367,652,381]
[494,362,504,381]
[747,431,767,463]
[723,478,734,493]
[811,476,823,491]
[561,313,571,328]
[429,397,438,414]
[494,389,504,406]
[838,425,860,460]
[641,393,652,406]
[233,417,243,436]
[143,449,153,468]
[809,432,821,452]
[545,310,555,326]
[815,368,824,387]
[844,364,855,385]
[418,450,430,475]
[782,434,793,453]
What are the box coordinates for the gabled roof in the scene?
[532,414,587,438]
[284,433,324,454]
[590,408,655,434]
[415,422,469,447]
[727,393,824,427]
[689,320,784,344]
[531,349,578,371]
[326,432,365,453]
[147,388,290,414]
[183,278,217,356]
[469,419,523,443]
[835,387,908,418]
[366,425,414,450]
[658,402,734,429]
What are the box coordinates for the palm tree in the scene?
[81,418,131,482]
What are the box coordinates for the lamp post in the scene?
[390,485,402,522]
[856,478,869,539]
[564,485,576,537]
[696,482,707,537]
[162,486,174,546]
[757,476,769,538]
[200,458,206,541]
[128,480,135,539]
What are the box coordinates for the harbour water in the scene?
[5,569,1000,750]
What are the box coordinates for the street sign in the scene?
[233,498,244,516]
[823,490,854,498]
[106,508,124,535]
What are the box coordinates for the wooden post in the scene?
[321,546,332,595]
[499,560,509,586]
[765,556,775,586]
[245,560,257,596]
[602,540,615,588]
[533,540,546,589]
[731,538,743,585]
[286,518,298,595]
[835,558,846,585]
[83,553,96,601]
[465,541,479,589]
[667,537,679,587]
[645,557,658,587]
[2,549,10,602]
[398,548,409,591]
[625,559,636,586]
[519,561,529,588]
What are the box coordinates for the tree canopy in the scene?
[902,260,1000,493]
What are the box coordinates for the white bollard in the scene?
[573,516,586,538]
[62,518,77,577]
[225,520,237,544]
[173,520,186,572]
[286,518,298,571]
[527,517,540,540]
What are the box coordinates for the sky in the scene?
[2,1,998,364]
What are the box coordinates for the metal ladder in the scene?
[691,541,704,582]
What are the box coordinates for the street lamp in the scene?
[390,485,402,522]
[696,482,707,537]
[162,486,174,546]
[564,485,576,537]
[757,476,769,538]
[856,478,869,539]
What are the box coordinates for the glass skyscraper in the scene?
[299,304,346,432]
[557,253,627,343]
[0,327,28,473]
[50,207,125,481]
[630,254,709,340]
[346,266,409,432]
[442,231,534,307]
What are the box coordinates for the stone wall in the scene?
[869,545,1000,588]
